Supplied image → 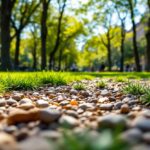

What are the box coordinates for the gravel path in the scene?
[0,79,150,150]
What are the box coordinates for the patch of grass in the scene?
[0,71,149,92]
[122,82,146,95]
[49,130,128,150]
[73,82,85,91]
[115,77,128,83]
[140,87,150,105]
[96,80,106,89]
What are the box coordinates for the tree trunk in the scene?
[58,49,63,71]
[128,0,141,71]
[1,0,13,70]
[107,40,112,71]
[49,0,66,70]
[41,1,48,70]
[32,41,37,70]
[120,22,125,72]
[145,0,150,71]
[14,32,21,69]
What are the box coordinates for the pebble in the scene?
[120,104,130,114]
[36,100,49,108]
[19,98,32,105]
[7,109,40,125]
[0,98,6,107]
[79,103,94,110]
[98,97,109,103]
[114,102,123,109]
[79,91,89,97]
[99,104,113,110]
[6,99,17,106]
[4,126,17,134]
[131,116,150,131]
[120,128,142,144]
[109,96,116,102]
[18,103,34,110]
[12,93,24,101]
[98,114,126,128]
[39,108,61,123]
[59,115,79,128]
[66,110,78,118]
[70,89,78,95]
[142,132,150,144]
[60,100,69,106]
[101,89,110,96]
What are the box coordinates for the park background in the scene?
[0,0,150,72]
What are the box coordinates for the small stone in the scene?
[79,91,89,97]
[120,128,142,144]
[70,89,78,95]
[142,132,150,144]
[98,114,126,128]
[122,97,132,103]
[0,133,18,150]
[66,110,78,118]
[70,100,78,106]
[131,116,150,131]
[60,100,69,106]
[39,108,61,123]
[128,100,139,106]
[7,109,40,125]
[19,98,32,105]
[99,104,113,110]
[18,103,34,110]
[109,97,116,102]
[120,104,130,114]
[114,102,123,109]
[79,103,94,110]
[0,98,6,107]
[4,126,17,134]
[15,128,29,141]
[12,93,24,101]
[36,100,49,108]
[6,99,17,106]
[98,97,109,103]
[101,90,110,96]
[59,115,79,128]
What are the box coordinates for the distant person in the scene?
[99,63,105,71]
[70,63,77,72]
[125,64,130,72]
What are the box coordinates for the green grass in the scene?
[0,71,149,92]
[49,129,128,150]
[122,82,146,95]
[115,77,128,82]
[73,82,85,90]
[96,80,106,89]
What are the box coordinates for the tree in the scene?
[127,0,141,71]
[114,0,128,71]
[41,0,51,70]
[30,24,39,70]
[1,0,16,70]
[49,0,67,70]
[145,0,150,71]
[11,0,40,69]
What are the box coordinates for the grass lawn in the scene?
[0,71,150,92]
